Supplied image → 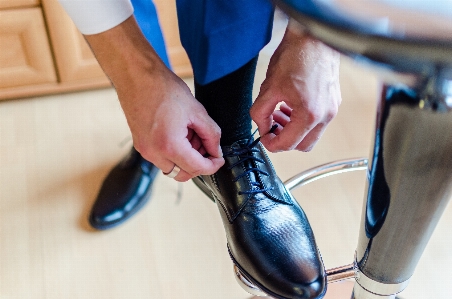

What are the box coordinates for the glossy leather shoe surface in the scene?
[89,147,159,230]
[193,138,326,299]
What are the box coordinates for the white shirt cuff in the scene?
[59,0,134,35]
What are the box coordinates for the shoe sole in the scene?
[229,245,327,299]
[192,176,216,202]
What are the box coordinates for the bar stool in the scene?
[235,1,452,298]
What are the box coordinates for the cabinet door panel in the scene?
[0,8,57,89]
[42,0,108,83]
[43,0,191,81]
[0,0,39,9]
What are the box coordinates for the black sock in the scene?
[194,56,259,146]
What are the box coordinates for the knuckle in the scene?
[175,175,191,182]
[266,142,287,153]
[325,106,339,122]
[304,110,321,126]
[133,139,145,155]
[174,170,193,182]
[143,150,157,163]
[190,167,203,177]
[265,146,276,153]
[158,140,177,156]
[213,126,222,139]
[280,144,294,151]
[135,145,154,162]
[260,140,273,151]
[301,145,314,152]
[249,105,258,118]
[325,112,335,123]
[295,137,320,152]
[297,141,315,152]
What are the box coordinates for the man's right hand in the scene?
[85,16,224,181]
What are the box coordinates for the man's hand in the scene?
[250,19,341,152]
[86,16,224,181]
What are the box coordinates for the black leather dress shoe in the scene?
[89,147,159,230]
[193,138,326,299]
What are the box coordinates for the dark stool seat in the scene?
[275,0,452,77]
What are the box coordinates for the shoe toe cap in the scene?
[89,210,125,230]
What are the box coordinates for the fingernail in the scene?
[218,145,223,157]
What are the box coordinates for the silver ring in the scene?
[162,165,181,178]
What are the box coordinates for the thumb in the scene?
[250,91,279,136]
[189,113,223,158]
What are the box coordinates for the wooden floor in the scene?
[1,19,452,299]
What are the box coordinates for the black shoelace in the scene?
[224,125,278,195]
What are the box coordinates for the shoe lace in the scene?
[223,125,278,195]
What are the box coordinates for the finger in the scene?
[269,121,284,135]
[188,132,208,157]
[189,114,222,158]
[250,91,280,136]
[188,129,203,150]
[261,117,314,152]
[173,168,200,182]
[171,137,224,176]
[294,123,326,152]
[186,128,194,141]
[157,150,208,182]
[159,149,223,182]
[198,146,207,157]
[137,139,214,182]
[137,145,176,177]
[151,156,193,182]
[142,121,223,180]
[272,110,291,128]
[161,164,192,182]
[279,102,293,117]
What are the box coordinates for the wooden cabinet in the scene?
[42,0,109,84]
[0,0,191,101]
[0,8,57,89]
[0,0,39,9]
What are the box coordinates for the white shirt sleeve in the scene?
[59,0,134,35]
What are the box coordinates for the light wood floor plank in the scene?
[1,25,451,299]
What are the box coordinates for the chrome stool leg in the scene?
[350,82,452,299]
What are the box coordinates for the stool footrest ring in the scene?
[284,158,368,191]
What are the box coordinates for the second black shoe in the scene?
[193,137,326,299]
[89,147,159,230]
